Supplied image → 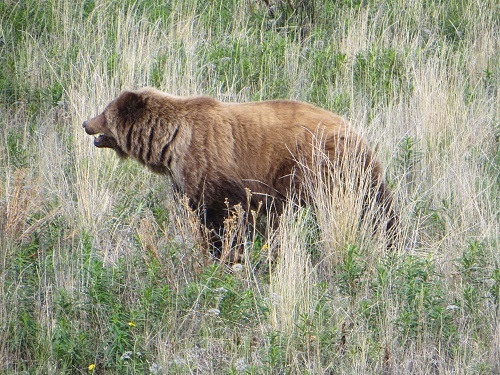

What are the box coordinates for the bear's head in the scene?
[82,90,147,158]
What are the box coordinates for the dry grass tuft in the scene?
[269,203,316,336]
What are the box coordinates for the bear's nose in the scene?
[82,121,87,128]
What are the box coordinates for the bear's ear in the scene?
[115,91,146,121]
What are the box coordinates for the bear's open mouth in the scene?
[92,133,121,152]
[93,134,108,147]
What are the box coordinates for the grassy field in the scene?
[1,0,498,373]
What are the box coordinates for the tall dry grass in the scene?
[1,0,498,373]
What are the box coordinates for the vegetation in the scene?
[1,0,498,373]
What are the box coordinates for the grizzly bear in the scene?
[83,87,397,257]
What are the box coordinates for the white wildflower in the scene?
[120,351,133,360]
[207,308,221,316]
[235,357,247,372]
[232,263,244,273]
[149,362,160,374]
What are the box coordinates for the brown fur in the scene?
[83,87,397,256]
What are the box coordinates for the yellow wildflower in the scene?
[127,321,136,327]
[88,363,95,371]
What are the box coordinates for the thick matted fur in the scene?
[83,87,397,256]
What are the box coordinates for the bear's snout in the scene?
[82,120,95,135]
[82,113,107,135]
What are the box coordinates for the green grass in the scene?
[1,0,499,373]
